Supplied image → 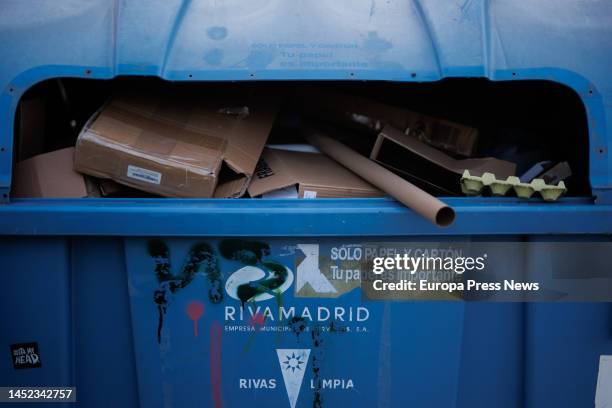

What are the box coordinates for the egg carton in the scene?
[460,170,567,201]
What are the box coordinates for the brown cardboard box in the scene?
[248,148,383,198]
[371,126,516,195]
[300,88,479,156]
[90,178,159,198]
[74,89,277,198]
[12,147,97,198]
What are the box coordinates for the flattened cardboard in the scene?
[74,89,277,198]
[12,147,93,198]
[300,88,479,156]
[248,148,383,198]
[371,126,516,195]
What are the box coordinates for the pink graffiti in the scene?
[249,312,266,328]
[186,301,205,337]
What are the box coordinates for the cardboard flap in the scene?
[218,104,279,177]
[247,149,297,197]
[214,175,250,198]
[374,126,515,178]
[248,148,381,198]
[114,89,278,179]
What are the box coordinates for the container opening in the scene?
[11,77,590,201]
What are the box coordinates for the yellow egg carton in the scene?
[460,170,567,201]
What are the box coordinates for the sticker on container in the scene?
[294,243,363,298]
[10,342,41,369]
[596,355,612,407]
[127,165,161,185]
[303,190,317,199]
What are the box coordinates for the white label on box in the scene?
[127,165,161,185]
[596,355,612,407]
[303,190,317,199]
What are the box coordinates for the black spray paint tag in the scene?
[10,342,41,369]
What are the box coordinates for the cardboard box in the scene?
[74,89,277,198]
[88,178,158,198]
[371,126,516,195]
[300,88,479,156]
[248,148,383,198]
[12,147,97,198]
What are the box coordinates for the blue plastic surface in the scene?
[1,2,612,407]
[0,197,611,236]
[2,236,611,407]
[0,236,529,408]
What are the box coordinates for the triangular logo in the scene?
[277,348,310,408]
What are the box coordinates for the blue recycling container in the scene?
[1,2,612,407]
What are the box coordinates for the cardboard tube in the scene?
[304,128,455,227]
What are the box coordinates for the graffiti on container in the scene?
[311,326,324,408]
[288,316,307,340]
[283,314,352,407]
[149,239,289,343]
[149,239,221,343]
[249,312,266,327]
[186,301,205,337]
[220,239,291,306]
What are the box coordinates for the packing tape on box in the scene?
[460,170,567,201]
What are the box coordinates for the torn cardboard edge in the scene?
[300,88,479,157]
[74,90,278,198]
[248,147,383,198]
[371,125,516,195]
